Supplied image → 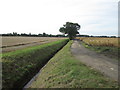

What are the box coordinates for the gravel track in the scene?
[71,40,118,81]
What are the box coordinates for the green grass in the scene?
[2,39,69,88]
[82,42,119,60]
[29,41,118,88]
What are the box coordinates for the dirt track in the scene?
[71,40,118,81]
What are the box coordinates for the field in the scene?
[76,37,119,47]
[76,37,119,60]
[1,36,67,53]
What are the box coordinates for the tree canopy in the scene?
[59,22,80,40]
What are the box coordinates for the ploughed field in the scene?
[1,36,67,53]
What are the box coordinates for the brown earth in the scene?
[1,36,67,53]
[71,40,118,81]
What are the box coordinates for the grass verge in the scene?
[81,42,119,61]
[29,41,118,88]
[2,39,69,88]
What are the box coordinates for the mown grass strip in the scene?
[29,41,118,88]
[2,39,69,88]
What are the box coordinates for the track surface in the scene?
[71,40,118,81]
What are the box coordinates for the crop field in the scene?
[76,37,120,60]
[1,36,67,53]
[76,37,119,47]
[2,36,66,47]
[2,37,66,47]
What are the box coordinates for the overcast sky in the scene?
[0,0,119,36]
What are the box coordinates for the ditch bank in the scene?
[2,39,69,89]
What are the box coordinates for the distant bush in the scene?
[2,39,69,88]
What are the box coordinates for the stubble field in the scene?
[1,36,67,53]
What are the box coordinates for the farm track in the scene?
[71,40,118,81]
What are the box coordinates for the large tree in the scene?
[59,22,80,40]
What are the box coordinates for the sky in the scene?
[0,0,119,36]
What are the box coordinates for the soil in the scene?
[71,40,118,81]
[2,40,58,53]
[1,36,66,53]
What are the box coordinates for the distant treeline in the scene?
[0,32,66,37]
[0,32,118,38]
[77,35,118,38]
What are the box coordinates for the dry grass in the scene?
[76,37,119,47]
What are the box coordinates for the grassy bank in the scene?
[82,42,119,61]
[2,39,69,88]
[29,41,118,88]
